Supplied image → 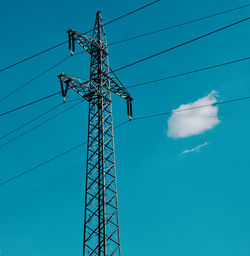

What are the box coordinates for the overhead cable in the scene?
[3,5,247,100]
[127,56,250,89]
[0,119,128,186]
[2,55,249,132]
[0,0,160,73]
[110,3,250,46]
[0,56,72,103]
[0,41,68,73]
[103,0,160,26]
[0,103,63,142]
[1,94,250,187]
[113,17,249,72]
[133,96,250,121]
[0,92,61,118]
[0,100,83,149]
[0,142,85,187]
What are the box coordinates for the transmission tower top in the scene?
[59,11,133,119]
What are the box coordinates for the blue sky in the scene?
[0,0,250,255]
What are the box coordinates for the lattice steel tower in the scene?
[58,11,133,256]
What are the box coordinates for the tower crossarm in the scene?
[67,25,133,118]
[67,28,130,102]
[105,68,133,118]
[68,29,105,56]
[58,73,110,104]
[105,69,132,101]
[59,70,133,118]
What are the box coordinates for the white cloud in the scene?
[182,142,208,154]
[167,90,220,138]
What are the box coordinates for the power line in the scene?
[0,1,247,103]
[0,55,72,103]
[0,41,68,73]
[110,3,250,46]
[133,95,250,121]
[0,51,87,104]
[2,55,249,132]
[0,1,159,107]
[0,142,85,187]
[0,97,82,146]
[0,8,249,186]
[4,2,245,101]
[0,0,159,74]
[1,94,250,187]
[113,17,249,72]
[1,1,248,76]
[2,55,248,144]
[0,100,83,149]
[77,0,161,34]
[127,56,250,89]
[0,56,237,141]
[0,103,62,142]
[2,8,247,101]
[103,0,160,26]
[2,54,249,130]
[0,119,128,186]
[0,92,61,118]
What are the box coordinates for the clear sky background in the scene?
[0,0,250,255]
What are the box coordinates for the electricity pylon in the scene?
[58,11,133,256]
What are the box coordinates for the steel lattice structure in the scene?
[58,11,133,256]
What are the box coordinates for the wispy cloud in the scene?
[182,142,209,154]
[167,90,220,138]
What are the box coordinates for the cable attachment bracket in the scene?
[126,97,133,120]
[67,29,75,55]
[59,74,69,103]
